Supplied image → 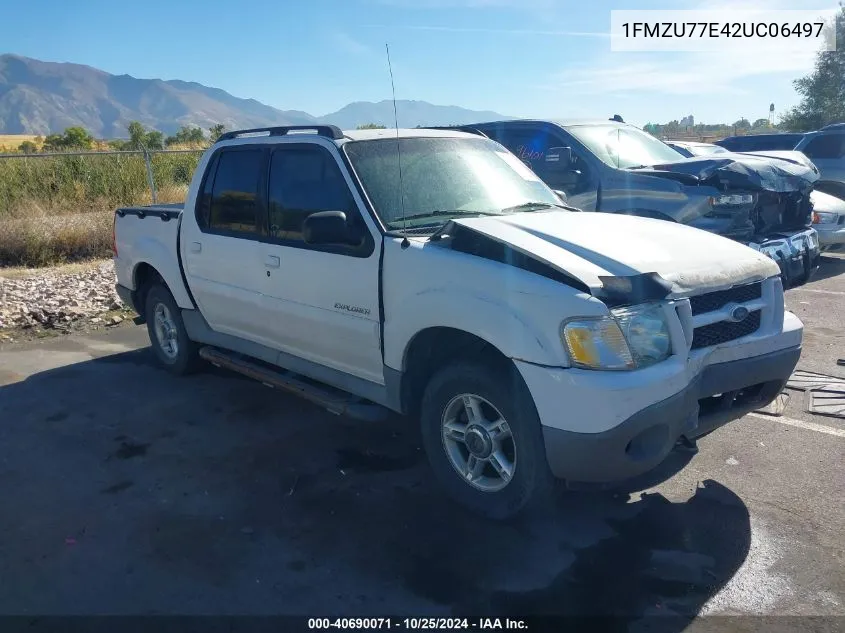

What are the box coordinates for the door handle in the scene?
[189,242,202,254]
[264,255,281,268]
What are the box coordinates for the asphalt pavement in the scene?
[0,257,843,630]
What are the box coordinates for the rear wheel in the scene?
[144,282,199,375]
[420,361,553,520]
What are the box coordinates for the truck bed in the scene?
[113,201,194,312]
[116,202,184,219]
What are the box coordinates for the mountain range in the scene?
[0,54,510,137]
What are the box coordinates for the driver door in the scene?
[257,143,384,385]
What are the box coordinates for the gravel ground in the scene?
[0,260,130,337]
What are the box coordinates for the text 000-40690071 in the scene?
[306,617,529,630]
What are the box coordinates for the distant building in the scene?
[680,115,695,130]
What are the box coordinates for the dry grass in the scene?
[0,258,109,279]
[0,209,113,267]
[0,184,189,267]
[0,134,40,152]
[0,150,199,267]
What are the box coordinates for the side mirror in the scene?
[303,211,359,246]
[545,146,573,170]
[553,190,568,202]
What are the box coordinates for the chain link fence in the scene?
[0,148,205,218]
[0,149,205,266]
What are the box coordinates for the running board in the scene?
[198,346,390,422]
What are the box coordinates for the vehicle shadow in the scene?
[813,254,845,282]
[0,349,751,626]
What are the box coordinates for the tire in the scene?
[420,361,553,520]
[144,282,200,375]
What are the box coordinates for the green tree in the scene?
[781,4,845,131]
[165,125,206,146]
[42,126,94,151]
[126,121,164,150]
[208,123,226,142]
[733,118,751,129]
[127,121,147,149]
[752,118,770,129]
[356,123,387,130]
[18,140,37,154]
[145,130,164,150]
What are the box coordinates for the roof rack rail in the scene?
[423,125,490,138]
[216,125,344,142]
[821,122,845,130]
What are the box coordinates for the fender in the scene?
[384,288,561,371]
[130,235,194,309]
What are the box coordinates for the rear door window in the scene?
[206,149,264,236]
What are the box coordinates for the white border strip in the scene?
[747,412,845,438]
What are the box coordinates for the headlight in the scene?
[611,304,672,368]
[813,211,837,224]
[710,193,755,207]
[561,318,634,370]
[561,303,672,371]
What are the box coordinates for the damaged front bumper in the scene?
[537,345,800,483]
[746,228,819,288]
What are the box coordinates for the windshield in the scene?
[343,137,561,230]
[567,124,684,169]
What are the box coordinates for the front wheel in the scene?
[144,282,200,375]
[420,361,553,520]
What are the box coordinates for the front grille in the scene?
[688,282,762,316]
[691,310,761,349]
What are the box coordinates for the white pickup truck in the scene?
[114,125,803,519]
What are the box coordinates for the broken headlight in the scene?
[561,303,671,370]
[561,318,635,370]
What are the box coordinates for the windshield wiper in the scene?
[398,210,500,222]
[501,201,568,213]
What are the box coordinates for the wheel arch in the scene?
[398,326,520,419]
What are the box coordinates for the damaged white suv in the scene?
[114,126,803,519]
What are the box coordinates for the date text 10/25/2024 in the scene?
[308,618,528,630]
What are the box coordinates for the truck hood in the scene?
[451,211,780,296]
[631,152,818,193]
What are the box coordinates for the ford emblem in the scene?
[731,306,750,322]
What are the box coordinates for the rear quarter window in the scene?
[202,148,264,236]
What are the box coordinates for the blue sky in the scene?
[2,0,837,126]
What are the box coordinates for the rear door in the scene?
[257,143,384,384]
[181,146,271,343]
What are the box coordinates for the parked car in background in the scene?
[794,125,845,201]
[810,190,845,252]
[439,120,820,287]
[665,140,730,157]
[113,125,804,519]
[667,140,844,252]
[716,124,845,200]
[714,133,805,152]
